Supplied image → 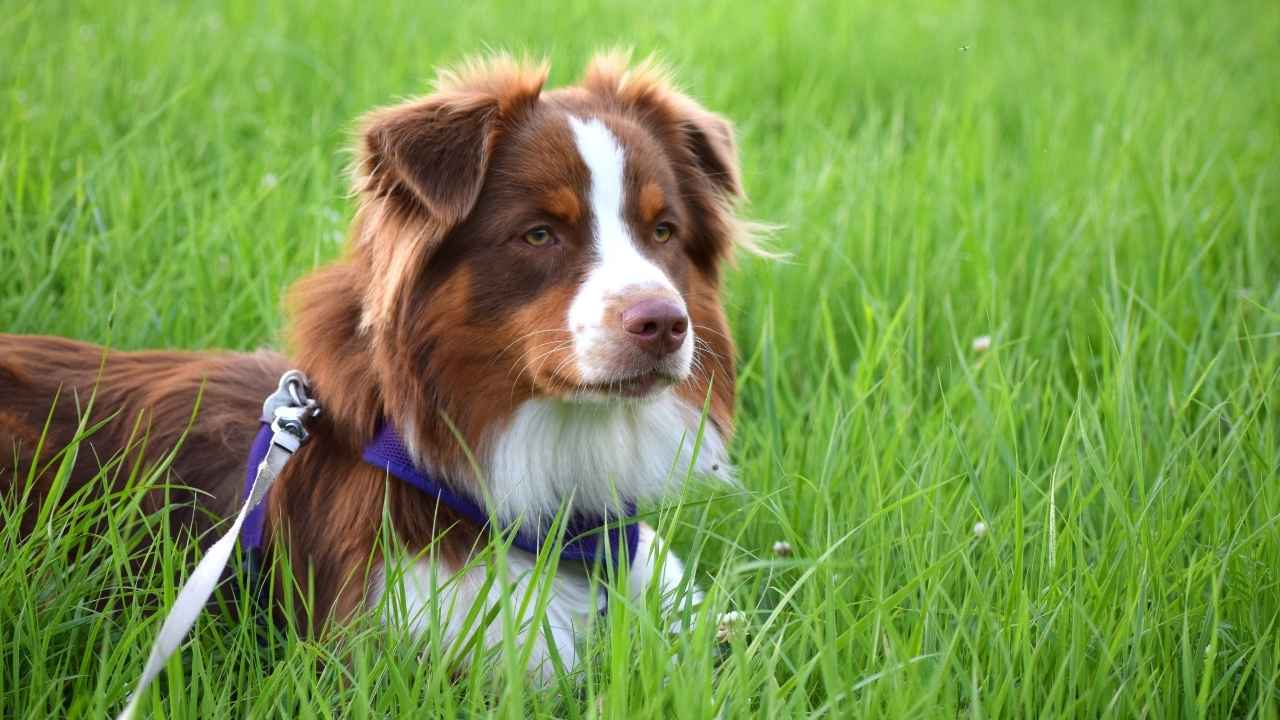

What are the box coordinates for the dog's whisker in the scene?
[516,341,574,385]
[488,330,570,373]
[692,322,734,345]
[504,337,573,381]
[505,340,575,406]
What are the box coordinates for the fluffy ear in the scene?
[359,95,500,227]
[676,106,742,199]
[357,56,547,226]
[582,51,744,201]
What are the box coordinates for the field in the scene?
[3,0,1279,717]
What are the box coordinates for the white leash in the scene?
[116,371,318,720]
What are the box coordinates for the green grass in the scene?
[3,0,1280,716]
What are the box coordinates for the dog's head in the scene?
[298,53,757,519]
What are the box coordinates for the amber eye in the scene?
[654,223,674,244]
[523,226,554,247]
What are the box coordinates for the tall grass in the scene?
[2,0,1278,716]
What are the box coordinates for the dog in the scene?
[0,52,758,678]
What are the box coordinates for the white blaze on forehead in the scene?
[566,115,691,382]
[567,116,675,294]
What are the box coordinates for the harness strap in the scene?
[116,371,316,720]
[362,423,641,567]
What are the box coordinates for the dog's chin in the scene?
[534,368,686,404]
[573,370,684,403]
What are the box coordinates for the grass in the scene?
[3,0,1279,716]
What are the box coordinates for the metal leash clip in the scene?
[260,370,321,449]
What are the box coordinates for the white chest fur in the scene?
[380,392,722,677]
[478,392,729,528]
[473,392,727,527]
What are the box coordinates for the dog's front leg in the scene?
[626,523,704,633]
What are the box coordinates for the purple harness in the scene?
[240,423,640,567]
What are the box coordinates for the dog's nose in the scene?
[621,298,688,356]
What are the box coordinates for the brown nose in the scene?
[621,298,688,356]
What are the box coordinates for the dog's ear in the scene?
[357,57,547,227]
[582,51,743,202]
[359,96,499,227]
[674,106,742,200]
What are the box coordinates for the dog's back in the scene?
[0,334,288,538]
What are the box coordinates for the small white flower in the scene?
[771,540,793,557]
[261,173,279,190]
[716,611,747,644]
[972,335,992,353]
[973,521,988,538]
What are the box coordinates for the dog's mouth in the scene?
[544,369,680,400]
[576,370,680,399]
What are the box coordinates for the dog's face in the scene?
[344,55,744,478]
[416,108,706,400]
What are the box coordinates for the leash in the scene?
[116,371,318,720]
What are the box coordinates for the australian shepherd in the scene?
[0,52,759,678]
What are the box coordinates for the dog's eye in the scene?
[523,227,555,247]
[653,223,674,244]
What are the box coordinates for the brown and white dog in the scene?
[0,53,757,677]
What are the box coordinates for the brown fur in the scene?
[1,52,752,630]
[0,335,285,537]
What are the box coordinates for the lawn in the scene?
[3,0,1279,717]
